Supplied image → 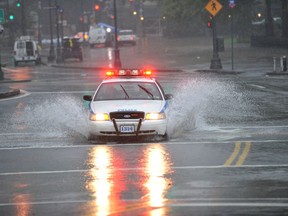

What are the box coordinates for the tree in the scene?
[265,0,274,37]
[281,0,288,37]
[158,0,257,38]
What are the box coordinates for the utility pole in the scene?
[55,0,62,63]
[210,16,222,69]
[59,7,64,48]
[21,0,26,35]
[48,0,55,62]
[38,0,42,46]
[0,43,3,80]
[113,0,121,68]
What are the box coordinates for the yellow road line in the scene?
[224,141,241,166]
[236,142,251,166]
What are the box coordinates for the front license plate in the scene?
[120,125,135,133]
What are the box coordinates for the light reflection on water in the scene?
[84,144,173,215]
[85,147,113,216]
[12,184,32,216]
[144,144,173,209]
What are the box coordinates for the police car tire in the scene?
[156,133,168,141]
[162,133,169,140]
[87,133,97,141]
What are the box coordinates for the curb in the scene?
[266,72,288,76]
[195,69,242,74]
[0,88,20,99]
[0,79,31,83]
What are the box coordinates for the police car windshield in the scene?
[94,82,163,101]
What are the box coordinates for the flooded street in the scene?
[1,35,288,215]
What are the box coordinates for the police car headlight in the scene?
[145,112,166,120]
[89,113,110,121]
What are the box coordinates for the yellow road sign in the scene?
[205,0,223,16]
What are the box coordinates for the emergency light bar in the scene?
[106,69,153,77]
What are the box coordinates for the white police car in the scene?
[83,69,173,140]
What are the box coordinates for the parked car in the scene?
[74,32,89,44]
[13,36,41,66]
[61,37,83,62]
[117,29,137,46]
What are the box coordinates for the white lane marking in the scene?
[1,164,288,176]
[0,199,288,207]
[220,125,288,129]
[0,90,30,101]
[248,84,266,89]
[168,202,288,207]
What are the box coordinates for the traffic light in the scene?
[9,14,14,21]
[207,16,213,28]
[94,4,101,11]
[16,0,21,7]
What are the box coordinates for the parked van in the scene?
[88,25,107,48]
[13,36,41,66]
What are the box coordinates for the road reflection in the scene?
[4,67,32,82]
[12,183,32,216]
[107,48,113,68]
[144,144,173,210]
[85,146,114,216]
[83,144,173,215]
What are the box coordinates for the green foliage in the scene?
[160,0,256,21]
[160,0,206,21]
[158,0,257,37]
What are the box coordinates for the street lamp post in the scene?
[210,16,222,69]
[21,0,26,35]
[55,0,62,63]
[0,47,3,80]
[113,0,121,68]
[38,0,42,46]
[48,0,55,62]
[59,8,64,48]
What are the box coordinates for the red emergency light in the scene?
[105,69,153,77]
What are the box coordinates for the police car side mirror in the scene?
[165,94,173,100]
[83,95,92,101]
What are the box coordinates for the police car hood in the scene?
[90,100,167,113]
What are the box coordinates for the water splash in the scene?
[167,77,252,138]
[11,95,89,138]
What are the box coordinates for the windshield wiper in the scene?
[120,84,130,99]
[138,84,154,99]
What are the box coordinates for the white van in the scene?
[88,25,107,47]
[13,36,41,66]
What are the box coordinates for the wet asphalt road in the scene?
[1,43,288,215]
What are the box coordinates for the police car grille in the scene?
[110,111,145,119]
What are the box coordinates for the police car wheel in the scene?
[155,133,169,141]
[87,133,98,141]
[161,133,169,141]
